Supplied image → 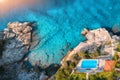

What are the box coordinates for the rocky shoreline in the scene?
[0,22,120,80]
[61,28,120,66]
[0,22,52,80]
[55,28,120,80]
[0,22,32,66]
[0,22,60,80]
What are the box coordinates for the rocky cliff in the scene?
[62,28,119,62]
[5,22,32,48]
[0,22,33,66]
[0,22,57,80]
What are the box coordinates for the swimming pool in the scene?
[81,59,98,69]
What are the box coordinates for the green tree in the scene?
[113,52,118,61]
[113,71,120,79]
[116,43,120,52]
[55,69,66,80]
[89,72,113,80]
[115,61,120,68]
[68,73,86,80]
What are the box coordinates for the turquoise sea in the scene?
[0,0,120,66]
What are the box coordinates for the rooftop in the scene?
[104,60,115,71]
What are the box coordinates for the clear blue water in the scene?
[81,60,97,69]
[0,0,120,66]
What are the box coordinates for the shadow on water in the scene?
[18,21,60,77]
[101,26,120,36]
[44,64,60,76]
[101,26,113,32]
[23,61,60,77]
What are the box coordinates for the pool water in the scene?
[81,59,98,69]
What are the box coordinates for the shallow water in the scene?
[0,0,120,66]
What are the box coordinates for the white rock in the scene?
[81,28,89,35]
[23,26,32,33]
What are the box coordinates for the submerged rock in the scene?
[112,23,120,33]
[0,63,40,80]
[30,31,40,50]
[39,72,48,80]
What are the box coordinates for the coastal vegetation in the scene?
[113,52,118,61]
[114,46,120,68]
[89,71,120,80]
[55,49,101,80]
[56,67,120,80]
[114,52,120,68]
[89,72,113,80]
[116,42,120,52]
[55,41,120,80]
[55,68,86,80]
[55,52,82,80]
[76,50,100,59]
[84,51,100,59]
[68,72,86,80]
[115,60,120,68]
[112,71,120,79]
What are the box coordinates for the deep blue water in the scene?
[81,60,97,69]
[0,0,120,66]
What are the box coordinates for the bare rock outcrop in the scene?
[0,39,26,66]
[86,28,112,46]
[0,63,40,80]
[80,28,112,53]
[81,28,89,35]
[63,28,112,61]
[0,31,4,39]
[0,22,43,80]
[0,22,33,66]
[4,22,32,48]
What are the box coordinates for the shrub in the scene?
[55,68,66,80]
[115,61,120,68]
[84,51,99,59]
[116,43,120,52]
[89,72,113,80]
[55,68,71,80]
[113,52,118,61]
[77,51,85,59]
[97,45,102,54]
[68,73,86,80]
[113,71,120,79]
[73,54,81,61]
